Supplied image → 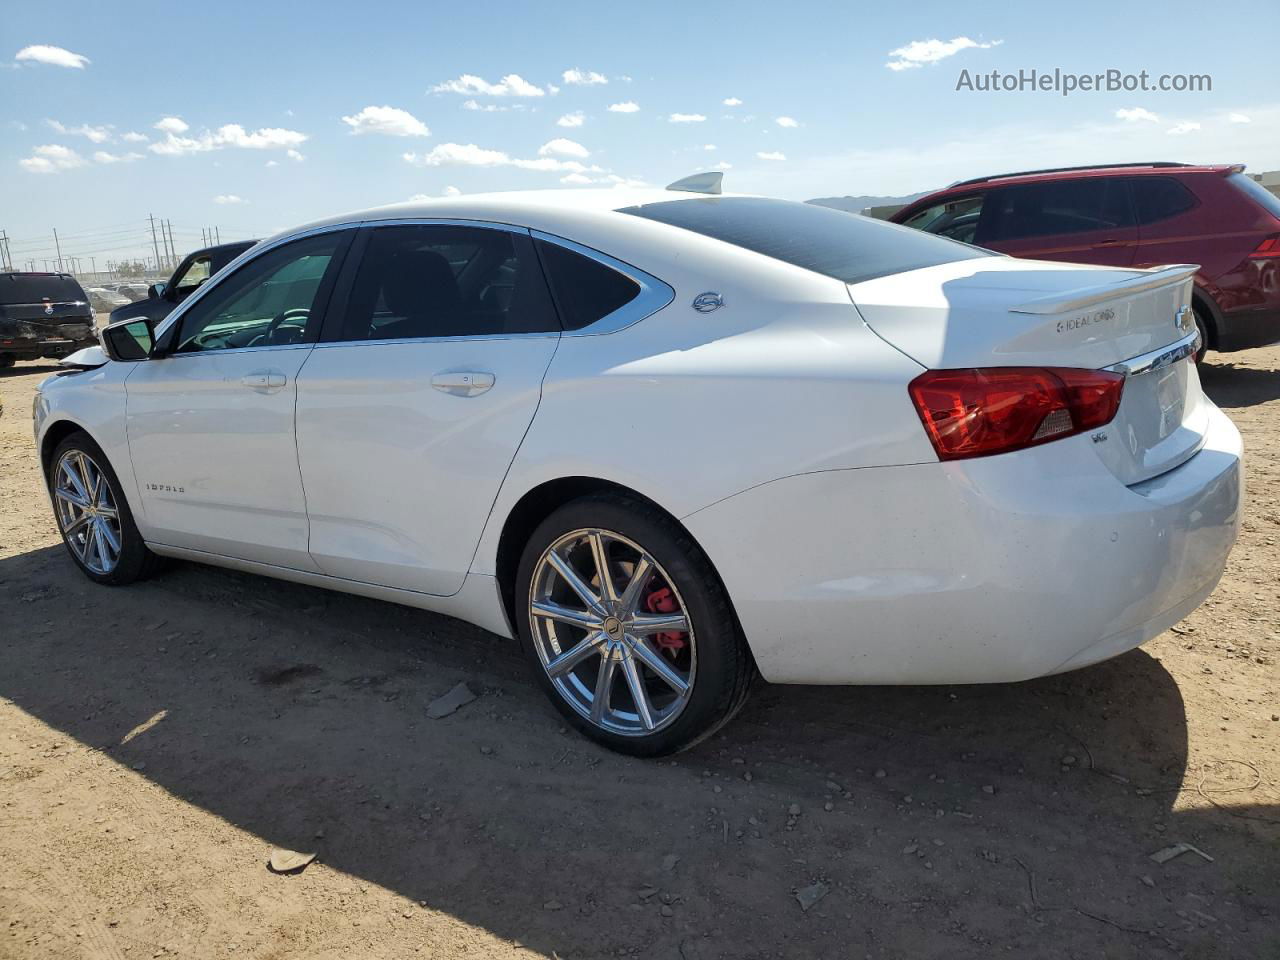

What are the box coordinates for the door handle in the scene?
[241,368,287,392]
[431,371,495,397]
[1092,238,1121,247]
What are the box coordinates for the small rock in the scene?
[712,785,722,794]
[662,854,681,872]
[874,769,886,778]
[479,745,493,756]
[660,905,674,918]
[788,803,802,816]
[823,802,834,812]
[743,771,753,782]
[902,844,918,855]
[268,848,317,874]
[794,882,830,913]
[981,785,996,795]
[543,899,564,911]
[426,681,478,719]
[1061,755,1077,766]
[637,886,659,901]
[1140,875,1156,888]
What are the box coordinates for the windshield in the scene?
[0,274,86,305]
[617,196,989,284]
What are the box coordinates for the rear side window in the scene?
[618,197,987,285]
[336,225,559,341]
[978,178,1133,243]
[536,240,641,330]
[0,274,85,305]
[1228,172,1280,218]
[1131,177,1197,224]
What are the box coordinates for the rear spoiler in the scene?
[1009,264,1199,315]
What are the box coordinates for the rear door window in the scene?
[536,240,641,330]
[1130,177,1198,224]
[977,178,1134,243]
[332,225,559,342]
[619,197,987,284]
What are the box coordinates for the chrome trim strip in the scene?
[1106,330,1201,377]
[530,230,675,336]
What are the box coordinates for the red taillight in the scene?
[908,367,1125,461]
[1248,234,1280,259]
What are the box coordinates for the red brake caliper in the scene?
[644,586,687,658]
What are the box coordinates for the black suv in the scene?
[109,240,257,327]
[0,272,97,368]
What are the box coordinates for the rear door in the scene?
[294,222,561,595]
[976,177,1139,267]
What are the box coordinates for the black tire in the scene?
[49,431,164,585]
[1193,307,1209,364]
[0,353,15,370]
[514,492,755,757]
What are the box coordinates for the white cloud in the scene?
[1115,107,1159,123]
[756,151,786,161]
[93,150,142,164]
[431,73,548,97]
[608,101,640,113]
[46,119,112,143]
[287,148,305,162]
[341,105,429,137]
[15,44,89,69]
[403,142,594,173]
[723,97,743,107]
[669,113,706,123]
[886,37,1002,71]
[213,194,246,205]
[120,131,149,143]
[1229,112,1252,124]
[538,137,589,158]
[713,161,732,169]
[606,174,648,188]
[775,116,799,128]
[560,172,594,184]
[19,143,86,173]
[150,121,309,156]
[154,116,189,134]
[462,99,514,112]
[562,68,608,86]
[1167,121,1201,135]
[265,159,279,167]
[703,144,717,151]
[557,111,585,128]
[443,185,461,196]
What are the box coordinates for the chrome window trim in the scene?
[1106,330,1201,377]
[313,332,560,350]
[531,230,675,336]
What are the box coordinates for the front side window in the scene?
[334,224,559,342]
[904,195,985,244]
[977,178,1133,243]
[619,197,987,285]
[172,255,212,299]
[173,232,344,353]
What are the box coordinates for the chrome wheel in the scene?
[529,528,696,737]
[53,450,122,575]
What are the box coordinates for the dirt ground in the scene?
[1,348,1277,960]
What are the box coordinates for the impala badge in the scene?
[692,292,724,313]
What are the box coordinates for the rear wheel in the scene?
[515,493,754,756]
[0,354,15,370]
[49,432,162,585]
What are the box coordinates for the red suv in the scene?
[891,163,1280,359]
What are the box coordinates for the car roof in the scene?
[903,162,1238,208]
[266,187,755,246]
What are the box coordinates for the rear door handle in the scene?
[241,369,287,392]
[431,371,495,397]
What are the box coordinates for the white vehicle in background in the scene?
[33,177,1241,755]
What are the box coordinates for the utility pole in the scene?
[165,219,176,266]
[215,226,221,244]
[0,230,10,270]
[90,256,97,277]
[148,214,162,273]
[53,228,64,271]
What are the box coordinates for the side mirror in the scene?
[101,317,156,362]
[149,282,167,300]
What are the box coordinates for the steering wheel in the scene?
[256,307,310,346]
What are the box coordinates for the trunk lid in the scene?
[849,256,1205,485]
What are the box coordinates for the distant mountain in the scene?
[806,192,928,216]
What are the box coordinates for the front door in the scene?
[124,230,351,569]
[294,222,562,595]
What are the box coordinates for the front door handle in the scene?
[431,371,495,397]
[241,368,287,393]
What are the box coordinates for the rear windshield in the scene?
[0,273,86,305]
[1228,173,1280,218]
[617,196,989,284]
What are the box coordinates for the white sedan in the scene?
[34,177,1242,755]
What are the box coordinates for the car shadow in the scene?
[1198,357,1280,409]
[3,543,1275,957]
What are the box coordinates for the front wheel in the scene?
[49,432,162,585]
[515,493,754,756]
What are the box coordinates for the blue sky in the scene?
[3,0,1278,268]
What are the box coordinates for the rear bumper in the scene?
[684,404,1242,685]
[0,320,96,359]
[1214,305,1280,352]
